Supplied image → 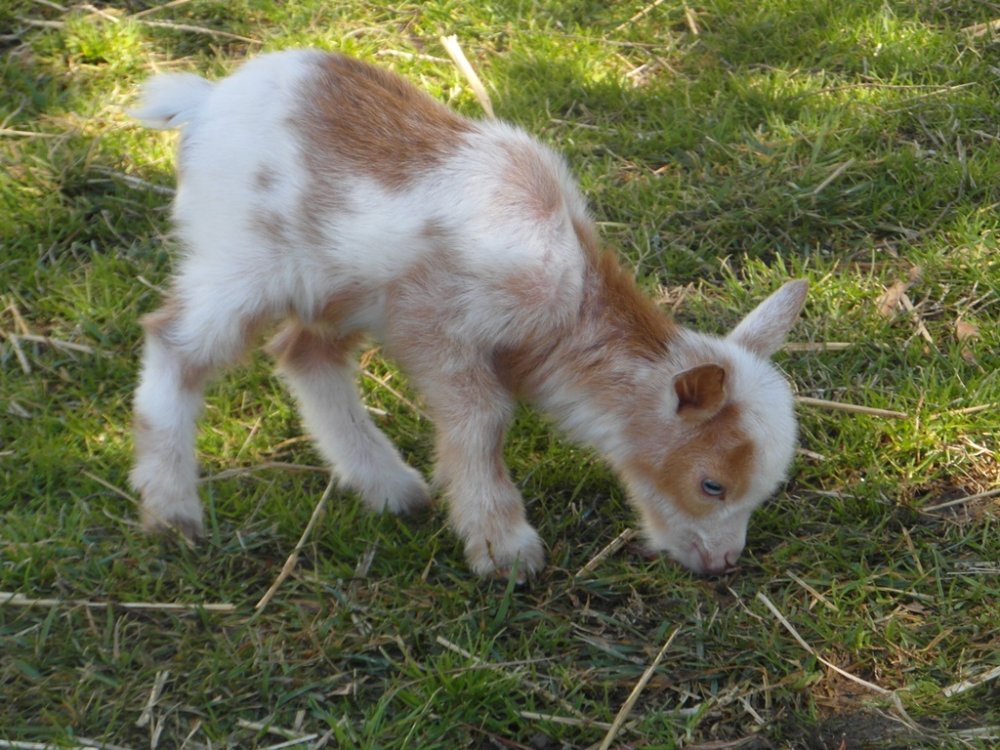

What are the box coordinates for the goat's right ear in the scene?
[727,279,808,358]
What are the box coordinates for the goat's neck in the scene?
[511,229,680,455]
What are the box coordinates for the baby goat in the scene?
[130,50,807,578]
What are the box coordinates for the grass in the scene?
[1,0,998,748]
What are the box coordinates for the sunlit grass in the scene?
[1,1,998,749]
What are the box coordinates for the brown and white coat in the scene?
[130,50,807,577]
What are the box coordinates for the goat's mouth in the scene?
[651,540,739,577]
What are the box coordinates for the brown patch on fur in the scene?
[297,179,345,248]
[496,141,562,220]
[133,413,154,457]
[384,235,571,398]
[253,165,279,192]
[140,300,208,390]
[250,210,290,248]
[142,297,270,387]
[495,219,682,400]
[317,285,370,325]
[638,403,755,518]
[140,299,183,340]
[574,219,679,362]
[491,342,553,397]
[489,269,577,396]
[295,53,473,191]
[381,246,462,374]
[500,266,557,311]
[269,322,364,371]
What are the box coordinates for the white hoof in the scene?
[357,465,431,515]
[465,522,545,581]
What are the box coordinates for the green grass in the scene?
[2,1,998,748]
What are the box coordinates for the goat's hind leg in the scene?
[131,293,264,540]
[270,321,431,514]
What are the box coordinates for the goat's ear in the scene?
[727,279,808,358]
[674,363,727,421]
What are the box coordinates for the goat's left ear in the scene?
[674,363,727,420]
[727,279,808,358]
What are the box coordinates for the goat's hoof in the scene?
[141,509,204,542]
[466,523,545,582]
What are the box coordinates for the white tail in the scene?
[129,72,213,130]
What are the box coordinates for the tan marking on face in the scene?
[651,403,755,518]
[295,53,473,191]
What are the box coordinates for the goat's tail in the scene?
[130,73,213,130]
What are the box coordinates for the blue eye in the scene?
[701,479,725,498]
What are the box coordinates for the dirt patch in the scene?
[787,710,926,749]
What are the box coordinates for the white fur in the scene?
[129,49,806,578]
[625,331,799,572]
[128,72,212,129]
[275,342,430,514]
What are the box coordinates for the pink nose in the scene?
[697,546,743,576]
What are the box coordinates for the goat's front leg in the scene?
[423,370,544,580]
